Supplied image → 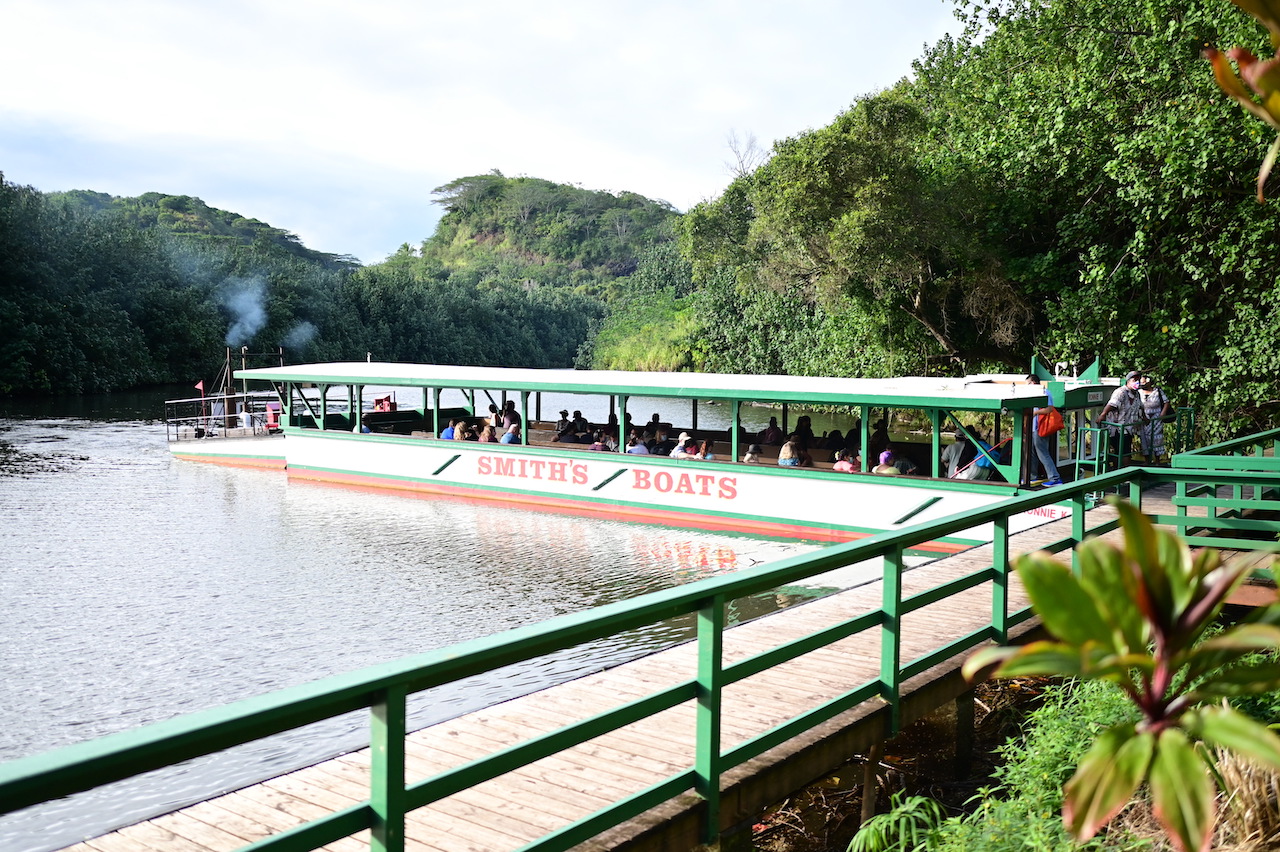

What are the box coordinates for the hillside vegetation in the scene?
[587,0,1280,440]
[0,173,675,395]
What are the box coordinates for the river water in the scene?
[0,387,864,851]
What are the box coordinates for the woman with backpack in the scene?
[1138,375,1173,462]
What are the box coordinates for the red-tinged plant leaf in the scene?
[1232,0,1280,48]
[1207,48,1280,128]
[1183,628,1280,686]
[989,643,1090,679]
[1112,501,1178,630]
[1186,704,1280,770]
[1177,563,1252,644]
[1198,623,1280,653]
[1149,728,1214,852]
[1077,539,1148,652]
[962,644,1020,682]
[1063,723,1153,841]
[1015,551,1116,648]
[1258,133,1280,201]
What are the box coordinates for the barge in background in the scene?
[165,360,1120,554]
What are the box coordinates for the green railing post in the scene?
[695,594,725,844]
[991,515,1009,642]
[371,685,408,852]
[880,547,904,734]
[1071,490,1087,574]
[1128,471,1143,509]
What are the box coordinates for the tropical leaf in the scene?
[1015,551,1116,648]
[989,642,1088,679]
[1063,723,1153,840]
[1149,729,1214,852]
[1076,538,1148,652]
[962,644,1021,682]
[1187,705,1280,771]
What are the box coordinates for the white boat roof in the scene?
[237,362,1115,412]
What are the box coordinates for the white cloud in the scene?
[0,0,958,262]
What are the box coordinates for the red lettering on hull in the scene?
[631,469,737,501]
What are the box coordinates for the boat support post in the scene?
[929,409,942,477]
[731,400,741,461]
[520,392,529,445]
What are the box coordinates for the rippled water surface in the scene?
[0,389,850,851]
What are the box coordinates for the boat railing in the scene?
[4,463,1279,851]
[164,393,283,442]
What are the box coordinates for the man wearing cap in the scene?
[670,432,693,457]
[1098,370,1144,461]
[553,409,572,437]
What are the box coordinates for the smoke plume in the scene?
[220,277,268,346]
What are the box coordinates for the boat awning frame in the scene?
[235,362,1103,414]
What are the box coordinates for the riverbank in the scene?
[749,677,1052,852]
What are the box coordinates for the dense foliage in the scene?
[386,172,679,296]
[0,172,619,395]
[578,0,1280,438]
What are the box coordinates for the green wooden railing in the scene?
[3,465,1280,852]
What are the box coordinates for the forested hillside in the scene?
[587,0,1280,439]
[381,172,679,296]
[0,173,674,395]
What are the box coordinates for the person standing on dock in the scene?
[1098,370,1143,460]
[1138,375,1173,462]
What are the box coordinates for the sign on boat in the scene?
[165,361,1121,554]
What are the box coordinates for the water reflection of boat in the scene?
[166,361,1118,554]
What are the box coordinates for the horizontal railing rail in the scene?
[1171,427,1280,469]
[2,465,1276,851]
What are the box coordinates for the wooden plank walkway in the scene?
[58,488,1206,852]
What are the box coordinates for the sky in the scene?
[1,0,959,265]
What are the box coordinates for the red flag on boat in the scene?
[194,380,204,393]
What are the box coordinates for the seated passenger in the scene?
[743,443,763,464]
[502,401,522,429]
[699,440,716,460]
[881,447,918,475]
[673,438,702,459]
[758,417,784,445]
[589,431,608,451]
[554,409,572,435]
[777,438,801,466]
[941,431,968,478]
[873,451,901,475]
[868,419,890,460]
[453,421,469,441]
[670,432,693,457]
[794,415,815,448]
[570,410,590,433]
[480,424,499,443]
[440,419,458,440]
[500,424,521,444]
[824,429,845,458]
[652,430,677,456]
[625,436,649,454]
[832,448,857,473]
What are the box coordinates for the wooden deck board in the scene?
[63,489,1203,852]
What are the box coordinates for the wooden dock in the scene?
[56,487,1235,852]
